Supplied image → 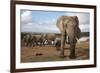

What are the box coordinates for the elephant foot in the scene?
[69,55,76,59]
[59,55,65,58]
[56,48,60,51]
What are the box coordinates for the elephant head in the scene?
[56,16,81,58]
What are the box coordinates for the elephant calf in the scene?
[56,16,81,59]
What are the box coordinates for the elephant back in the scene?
[46,33,56,41]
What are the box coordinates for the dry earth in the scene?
[21,42,89,63]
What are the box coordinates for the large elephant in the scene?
[56,16,81,59]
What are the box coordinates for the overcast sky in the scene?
[21,10,90,33]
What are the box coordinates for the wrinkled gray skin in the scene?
[56,16,81,58]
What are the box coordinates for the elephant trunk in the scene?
[69,36,77,59]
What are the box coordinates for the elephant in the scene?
[41,34,48,46]
[22,34,31,47]
[56,16,81,59]
[35,34,44,46]
[55,37,61,51]
[28,34,36,47]
[22,33,34,47]
[46,33,56,46]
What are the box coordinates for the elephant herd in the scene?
[22,15,81,59]
[21,33,61,48]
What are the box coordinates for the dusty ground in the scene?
[21,42,89,63]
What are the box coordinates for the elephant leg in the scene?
[60,32,66,58]
[69,37,77,59]
[69,42,76,59]
[26,42,28,47]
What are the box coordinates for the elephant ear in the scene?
[74,16,81,39]
[74,16,79,26]
[76,27,81,39]
[56,17,65,33]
